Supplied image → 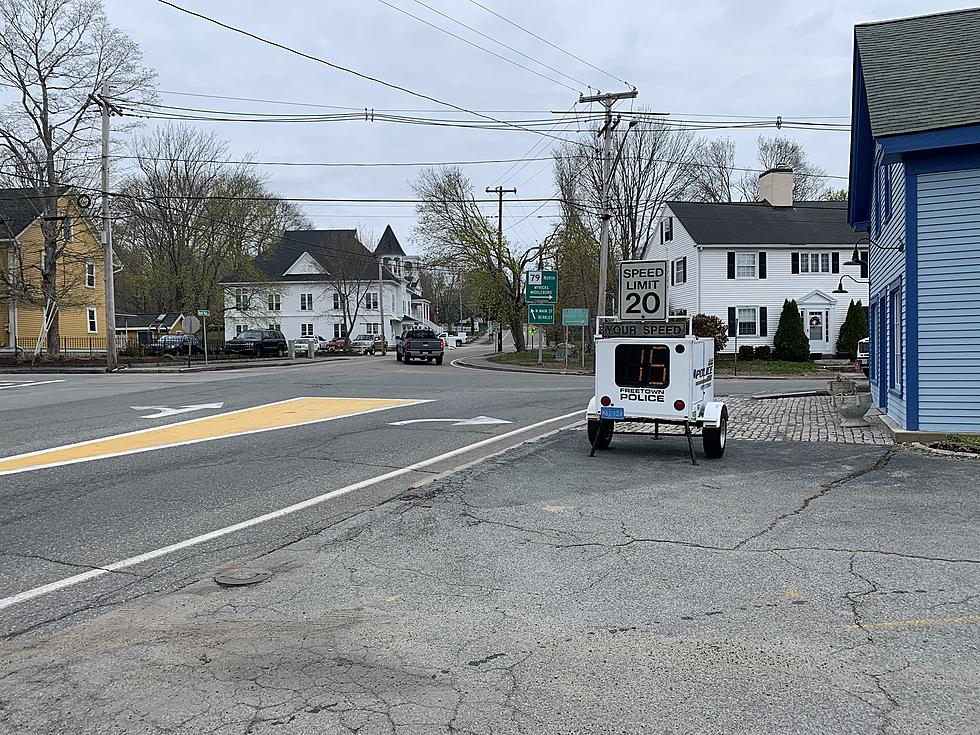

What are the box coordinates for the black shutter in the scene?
[860,251,868,279]
[660,221,664,244]
[728,307,736,337]
[832,252,840,273]
[727,251,736,279]
[682,256,687,284]
[759,252,767,279]
[670,260,675,286]
[759,306,768,336]
[791,252,800,274]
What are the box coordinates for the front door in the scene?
[806,310,829,355]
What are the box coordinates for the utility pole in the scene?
[485,185,516,350]
[577,89,638,323]
[377,259,386,354]
[91,82,123,371]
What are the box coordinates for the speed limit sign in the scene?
[618,260,668,321]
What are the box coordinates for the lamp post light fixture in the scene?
[833,274,869,294]
[846,235,904,267]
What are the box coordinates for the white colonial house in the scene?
[221,225,437,342]
[643,168,870,356]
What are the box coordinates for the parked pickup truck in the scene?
[396,328,445,365]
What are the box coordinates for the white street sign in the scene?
[388,416,513,427]
[131,403,224,419]
[618,259,668,321]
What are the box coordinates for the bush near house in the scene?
[692,313,729,353]
[737,345,755,361]
[754,345,772,360]
[773,299,810,362]
[836,299,868,359]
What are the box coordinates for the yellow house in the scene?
[1,188,105,353]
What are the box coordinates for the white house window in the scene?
[365,292,379,310]
[236,324,249,334]
[268,293,281,311]
[672,257,687,285]
[86,307,97,333]
[736,252,757,279]
[234,288,248,310]
[737,306,759,337]
[268,323,281,332]
[333,293,341,310]
[662,216,674,243]
[300,293,313,311]
[799,252,831,274]
[85,262,96,288]
[333,323,343,339]
[365,323,380,335]
[301,323,314,337]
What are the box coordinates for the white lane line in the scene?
[0,409,583,612]
[0,379,66,391]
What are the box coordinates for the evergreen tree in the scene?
[772,299,810,362]
[836,300,868,359]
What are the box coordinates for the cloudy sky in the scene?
[102,0,968,253]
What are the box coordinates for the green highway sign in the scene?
[528,303,555,325]
[196,309,210,318]
[562,308,589,326]
[525,270,558,302]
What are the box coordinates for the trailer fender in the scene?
[701,401,726,428]
[586,395,598,420]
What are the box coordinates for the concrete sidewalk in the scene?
[0,431,975,734]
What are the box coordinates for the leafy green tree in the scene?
[772,299,810,362]
[836,299,868,359]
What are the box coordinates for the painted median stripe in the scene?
[0,409,583,612]
[0,397,430,477]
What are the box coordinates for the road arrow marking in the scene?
[131,403,225,419]
[388,416,513,427]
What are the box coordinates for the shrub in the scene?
[754,344,772,360]
[772,299,810,362]
[738,345,755,361]
[836,299,868,359]
[693,313,729,353]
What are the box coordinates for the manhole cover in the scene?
[214,569,273,587]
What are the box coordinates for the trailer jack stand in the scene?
[684,422,699,466]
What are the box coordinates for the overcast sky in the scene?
[101,0,970,254]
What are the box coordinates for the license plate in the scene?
[600,406,625,421]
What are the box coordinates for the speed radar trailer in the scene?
[586,319,729,464]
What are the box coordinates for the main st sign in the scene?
[617,260,668,321]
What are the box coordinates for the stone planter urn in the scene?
[829,376,873,427]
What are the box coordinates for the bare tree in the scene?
[0,0,155,354]
[690,137,737,203]
[737,135,829,201]
[325,228,376,341]
[413,167,536,351]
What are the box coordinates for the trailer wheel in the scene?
[587,419,614,450]
[702,407,728,459]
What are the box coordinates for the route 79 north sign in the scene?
[618,260,668,321]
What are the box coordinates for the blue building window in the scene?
[889,286,903,394]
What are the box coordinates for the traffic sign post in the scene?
[618,260,668,321]
[525,270,558,302]
[562,308,589,371]
[197,311,210,365]
[182,315,202,368]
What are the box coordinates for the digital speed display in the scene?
[614,345,670,388]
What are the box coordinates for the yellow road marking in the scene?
[0,397,427,476]
[844,614,980,631]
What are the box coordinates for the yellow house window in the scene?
[86,262,96,288]
[87,307,97,333]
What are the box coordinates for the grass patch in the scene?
[486,350,594,371]
[942,434,980,448]
[714,359,822,376]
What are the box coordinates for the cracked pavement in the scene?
[1,429,977,734]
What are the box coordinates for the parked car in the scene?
[292,335,328,355]
[325,336,348,352]
[224,329,287,358]
[349,333,386,355]
[438,332,459,349]
[856,337,870,376]
[396,328,445,365]
[148,334,202,356]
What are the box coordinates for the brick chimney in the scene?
[759,167,794,207]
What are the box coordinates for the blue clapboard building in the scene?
[847,8,980,436]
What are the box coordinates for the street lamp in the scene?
[846,236,903,267]
[833,274,869,294]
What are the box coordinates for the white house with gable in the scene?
[643,169,870,356]
[221,226,436,342]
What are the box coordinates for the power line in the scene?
[465,0,631,88]
[155,0,579,146]
[375,0,580,93]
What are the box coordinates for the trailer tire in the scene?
[702,408,728,459]
[587,419,614,450]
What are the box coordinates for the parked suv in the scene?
[349,333,387,355]
[148,334,202,356]
[224,329,287,358]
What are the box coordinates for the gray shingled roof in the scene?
[115,312,183,329]
[855,8,980,138]
[375,224,407,257]
[225,230,398,283]
[667,201,856,245]
[0,187,45,238]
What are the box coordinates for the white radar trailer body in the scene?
[586,321,728,461]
